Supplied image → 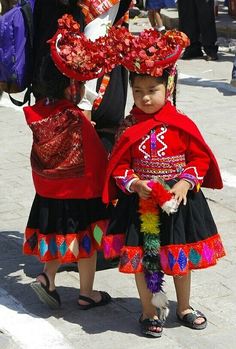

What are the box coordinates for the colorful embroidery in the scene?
[30,108,84,179]
[93,74,110,110]
[24,220,108,263]
[119,246,143,273]
[132,154,186,180]
[109,233,225,276]
[103,234,125,259]
[156,125,167,157]
[160,234,226,275]
[80,0,119,24]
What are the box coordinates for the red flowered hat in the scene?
[48,15,189,81]
[48,15,106,81]
[120,29,190,77]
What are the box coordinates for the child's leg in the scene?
[135,272,158,319]
[153,9,164,28]
[77,252,111,309]
[77,251,110,306]
[36,259,60,291]
[77,252,97,299]
[135,272,163,337]
[147,10,156,27]
[173,273,205,325]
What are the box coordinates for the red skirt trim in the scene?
[160,233,226,276]
[23,219,108,263]
[103,233,225,275]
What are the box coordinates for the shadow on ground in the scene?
[0,231,180,336]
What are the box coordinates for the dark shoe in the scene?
[176,308,207,330]
[181,50,204,60]
[30,272,61,309]
[78,291,111,310]
[205,53,218,61]
[139,315,163,338]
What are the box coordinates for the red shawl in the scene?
[24,99,108,199]
[102,101,223,203]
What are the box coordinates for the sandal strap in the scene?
[182,310,206,324]
[79,295,96,305]
[79,291,111,305]
[39,272,50,289]
[99,291,111,302]
[139,315,163,327]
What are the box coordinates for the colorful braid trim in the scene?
[93,74,110,110]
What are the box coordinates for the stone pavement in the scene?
[1,11,236,349]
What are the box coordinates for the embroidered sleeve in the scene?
[179,134,211,191]
[112,148,139,193]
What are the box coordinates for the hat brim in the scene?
[49,32,105,81]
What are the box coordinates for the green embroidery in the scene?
[189,248,201,265]
[93,225,103,245]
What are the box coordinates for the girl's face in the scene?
[132,75,166,114]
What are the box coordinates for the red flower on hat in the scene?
[121,29,190,76]
[48,14,190,81]
[48,15,106,81]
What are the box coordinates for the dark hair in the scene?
[129,68,178,106]
[129,70,169,87]
[39,54,70,99]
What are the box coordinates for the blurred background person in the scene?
[145,0,176,32]
[178,0,218,61]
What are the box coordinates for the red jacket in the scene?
[103,101,223,203]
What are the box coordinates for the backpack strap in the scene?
[8,0,34,106]
[9,86,32,107]
[21,0,34,49]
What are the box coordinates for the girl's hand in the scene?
[130,180,152,199]
[169,179,191,205]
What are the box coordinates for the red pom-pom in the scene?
[151,181,173,207]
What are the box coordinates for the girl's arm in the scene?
[178,133,211,191]
[112,147,152,199]
[170,134,211,205]
[112,148,139,193]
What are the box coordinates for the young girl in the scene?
[146,0,176,32]
[102,30,225,337]
[23,54,111,310]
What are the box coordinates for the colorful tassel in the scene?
[139,177,178,309]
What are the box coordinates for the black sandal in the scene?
[176,308,207,330]
[78,291,111,310]
[30,272,61,309]
[139,315,163,338]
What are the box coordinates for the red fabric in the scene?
[23,222,108,263]
[24,99,108,199]
[102,101,223,203]
[101,234,225,275]
[160,233,226,276]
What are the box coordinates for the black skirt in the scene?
[24,194,111,263]
[104,181,225,275]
